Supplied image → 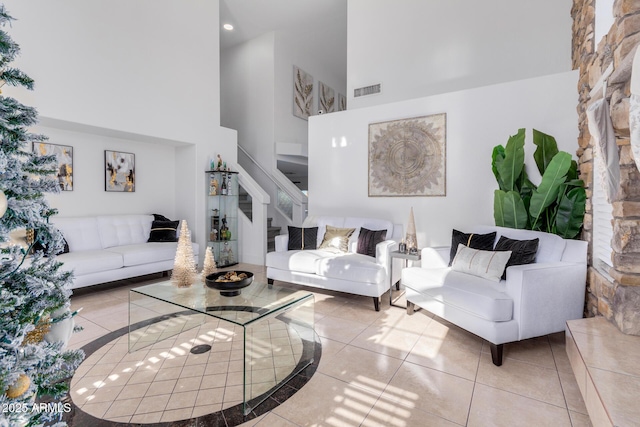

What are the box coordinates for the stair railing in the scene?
[237,145,308,227]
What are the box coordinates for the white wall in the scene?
[34,124,177,218]
[347,0,573,109]
[308,71,579,247]
[3,0,233,261]
[4,0,221,142]
[274,29,347,147]
[221,33,276,162]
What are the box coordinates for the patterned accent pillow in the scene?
[287,226,318,250]
[148,220,179,242]
[494,236,539,279]
[318,225,355,253]
[451,244,512,282]
[449,229,497,266]
[356,227,387,257]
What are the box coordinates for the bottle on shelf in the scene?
[209,175,218,196]
[226,173,232,196]
[221,174,227,195]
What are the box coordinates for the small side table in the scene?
[389,250,421,308]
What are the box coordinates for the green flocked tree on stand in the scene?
[0,5,83,426]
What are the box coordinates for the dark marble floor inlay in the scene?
[64,309,321,427]
[190,344,212,354]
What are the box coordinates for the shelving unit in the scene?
[206,170,239,268]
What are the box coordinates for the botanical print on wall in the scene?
[338,93,346,111]
[293,66,313,120]
[105,150,135,192]
[318,81,335,113]
[368,114,446,197]
[33,142,73,191]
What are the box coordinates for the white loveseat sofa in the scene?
[402,225,587,366]
[51,215,199,289]
[266,216,402,311]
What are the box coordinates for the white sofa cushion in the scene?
[57,250,124,275]
[105,242,180,267]
[97,215,153,248]
[52,217,103,252]
[451,244,512,282]
[316,253,386,284]
[266,249,332,274]
[402,267,514,322]
[472,225,566,263]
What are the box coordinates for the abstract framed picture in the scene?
[32,142,74,191]
[293,65,313,120]
[368,113,446,197]
[105,150,135,192]
[318,81,335,113]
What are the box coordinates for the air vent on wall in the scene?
[354,83,381,98]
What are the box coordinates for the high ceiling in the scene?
[219,0,347,50]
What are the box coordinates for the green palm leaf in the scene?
[494,190,506,226]
[497,128,525,191]
[555,187,586,238]
[533,129,559,175]
[529,152,572,230]
[503,190,528,229]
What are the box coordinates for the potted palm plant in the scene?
[491,128,586,239]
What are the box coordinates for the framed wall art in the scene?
[293,66,313,120]
[105,150,135,192]
[32,142,74,191]
[368,113,446,197]
[318,81,335,113]
[338,93,346,111]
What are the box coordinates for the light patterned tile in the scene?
[468,383,571,427]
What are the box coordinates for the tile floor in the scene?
[67,263,593,426]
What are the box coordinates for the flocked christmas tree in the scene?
[201,246,216,281]
[0,5,84,426]
[171,220,197,287]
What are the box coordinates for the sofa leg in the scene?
[267,278,274,289]
[490,343,504,366]
[373,297,380,311]
[406,301,415,315]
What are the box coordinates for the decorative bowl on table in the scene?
[205,271,254,296]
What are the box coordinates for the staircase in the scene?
[267,217,281,252]
[238,185,252,221]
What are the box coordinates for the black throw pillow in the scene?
[357,227,387,257]
[288,226,318,250]
[32,231,70,256]
[152,213,172,221]
[494,236,539,279]
[448,229,497,266]
[148,220,179,242]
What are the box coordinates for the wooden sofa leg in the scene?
[373,297,380,311]
[267,278,274,289]
[406,301,415,315]
[490,343,504,366]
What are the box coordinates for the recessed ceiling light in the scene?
[223,24,234,31]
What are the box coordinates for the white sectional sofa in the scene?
[52,215,199,289]
[265,216,401,311]
[402,225,588,366]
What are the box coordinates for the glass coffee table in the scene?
[128,279,315,415]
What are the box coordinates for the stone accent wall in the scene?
[572,0,640,335]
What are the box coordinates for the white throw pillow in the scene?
[451,244,512,282]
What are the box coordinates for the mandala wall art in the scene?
[368,114,446,197]
[293,66,313,120]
